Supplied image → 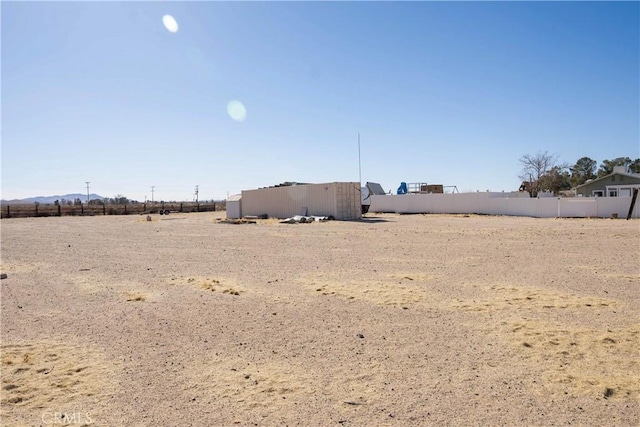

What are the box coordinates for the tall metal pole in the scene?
[151,186,155,203]
[85,182,90,203]
[358,133,362,185]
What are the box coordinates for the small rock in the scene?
[0,273,7,280]
[357,334,365,339]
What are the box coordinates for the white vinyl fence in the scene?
[369,193,639,219]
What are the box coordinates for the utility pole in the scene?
[151,186,155,203]
[194,185,199,203]
[85,182,90,203]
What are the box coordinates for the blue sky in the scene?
[2,1,639,201]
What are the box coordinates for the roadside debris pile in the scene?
[217,218,257,225]
[280,215,332,224]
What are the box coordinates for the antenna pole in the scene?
[358,133,362,185]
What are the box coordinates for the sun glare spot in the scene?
[227,101,247,122]
[162,15,179,33]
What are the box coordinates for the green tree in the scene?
[569,157,597,187]
[629,158,640,173]
[597,157,632,177]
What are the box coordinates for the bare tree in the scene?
[519,151,563,197]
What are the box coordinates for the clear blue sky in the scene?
[2,1,639,201]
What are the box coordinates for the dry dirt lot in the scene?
[1,212,638,426]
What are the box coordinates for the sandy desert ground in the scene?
[1,212,638,426]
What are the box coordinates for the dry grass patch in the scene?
[301,272,437,307]
[124,291,146,302]
[451,283,618,313]
[508,320,640,400]
[449,283,638,400]
[0,261,43,275]
[1,341,117,426]
[173,276,242,296]
[187,358,312,412]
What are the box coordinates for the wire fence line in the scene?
[0,201,226,219]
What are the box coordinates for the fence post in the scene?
[103,204,106,215]
[180,203,183,213]
[57,204,62,217]
[124,205,127,215]
[35,203,38,216]
[213,202,216,212]
[6,205,10,218]
[81,203,84,216]
[627,188,639,220]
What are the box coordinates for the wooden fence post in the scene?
[103,204,106,215]
[35,203,38,216]
[81,203,84,216]
[124,205,127,215]
[6,206,10,218]
[57,204,61,217]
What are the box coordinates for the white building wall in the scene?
[226,194,242,219]
[241,182,361,220]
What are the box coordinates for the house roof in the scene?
[575,171,640,189]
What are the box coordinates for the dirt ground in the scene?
[1,212,638,426]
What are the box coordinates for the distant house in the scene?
[575,166,640,197]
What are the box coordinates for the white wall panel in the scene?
[368,193,640,218]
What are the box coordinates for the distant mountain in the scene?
[1,194,105,205]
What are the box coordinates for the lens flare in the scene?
[227,100,247,122]
[162,15,179,33]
